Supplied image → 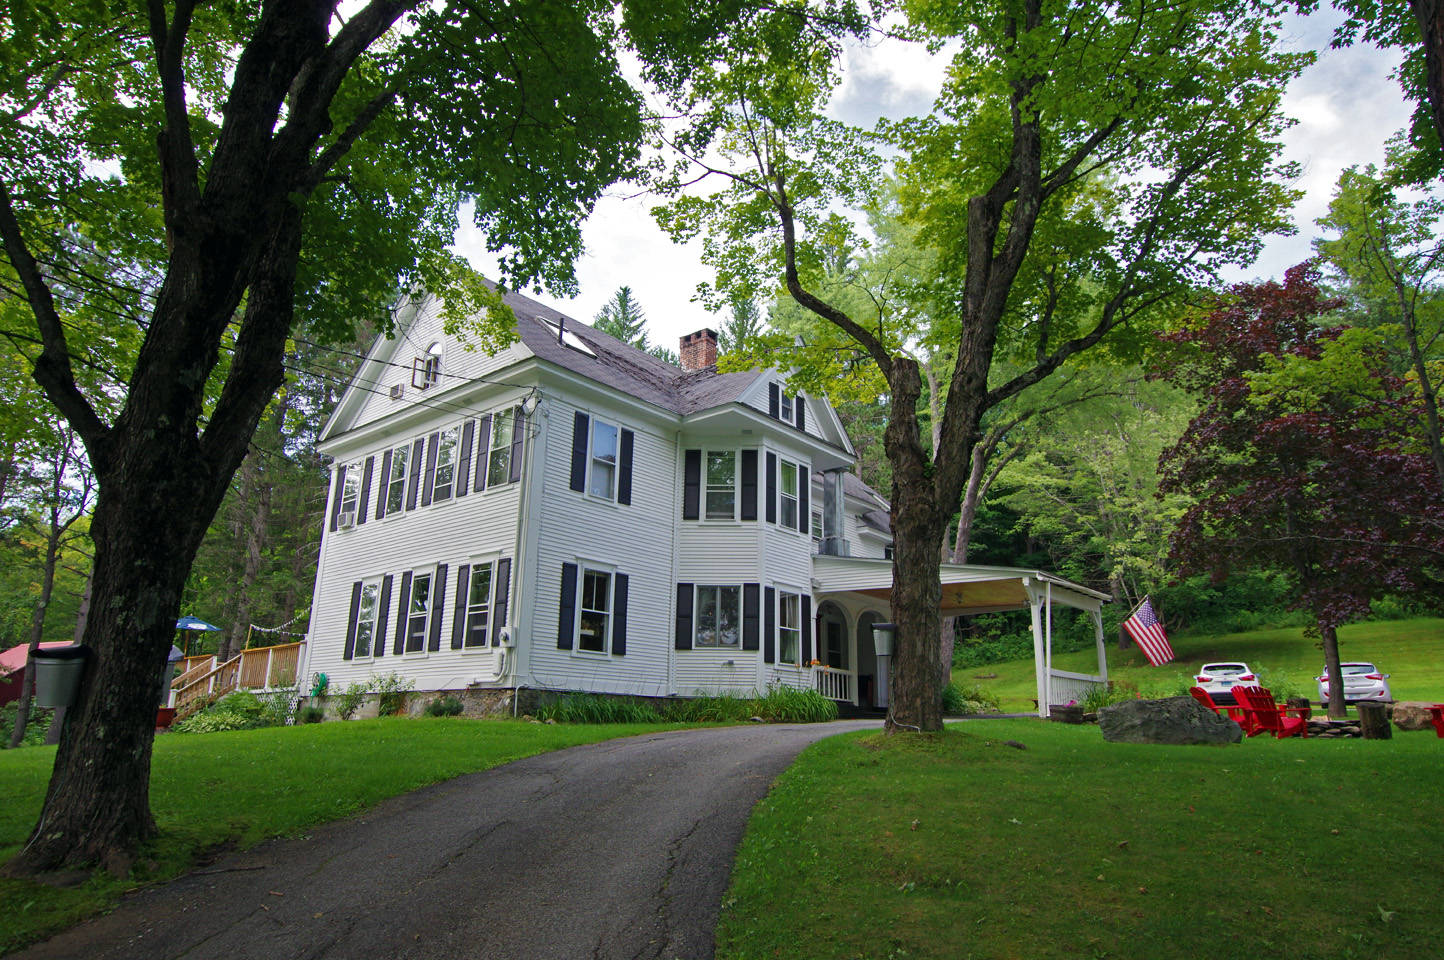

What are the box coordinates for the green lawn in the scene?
[717,721,1444,960]
[957,618,1444,712]
[0,717,673,953]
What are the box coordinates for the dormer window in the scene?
[780,391,793,423]
[413,342,442,390]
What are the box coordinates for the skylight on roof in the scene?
[540,317,597,357]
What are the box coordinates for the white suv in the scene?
[1193,662,1258,705]
[1317,663,1392,704]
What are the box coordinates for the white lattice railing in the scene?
[814,665,855,703]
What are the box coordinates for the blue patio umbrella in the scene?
[175,616,221,655]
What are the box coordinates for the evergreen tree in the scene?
[593,286,650,348]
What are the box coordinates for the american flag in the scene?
[1123,596,1175,666]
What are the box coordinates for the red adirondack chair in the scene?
[1232,686,1307,739]
[1189,686,1252,731]
[1428,705,1444,738]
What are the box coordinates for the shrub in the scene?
[426,695,464,717]
[374,672,414,716]
[0,702,53,747]
[660,694,754,723]
[536,693,661,724]
[1254,664,1308,702]
[259,683,300,726]
[334,681,368,720]
[943,683,1001,715]
[297,705,325,724]
[172,690,266,734]
[747,684,837,723]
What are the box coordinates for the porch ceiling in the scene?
[812,556,1110,615]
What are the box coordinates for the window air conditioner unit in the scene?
[390,383,405,400]
[336,510,356,529]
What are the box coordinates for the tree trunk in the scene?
[1409,0,1444,171]
[1320,621,1346,721]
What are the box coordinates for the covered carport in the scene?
[812,556,1112,717]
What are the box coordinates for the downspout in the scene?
[502,388,542,696]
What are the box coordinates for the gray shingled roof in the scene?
[496,286,761,416]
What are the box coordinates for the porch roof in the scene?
[811,556,1111,616]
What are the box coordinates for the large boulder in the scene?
[1099,696,1243,745]
[1390,701,1438,732]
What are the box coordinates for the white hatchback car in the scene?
[1317,663,1392,704]
[1193,662,1258,705]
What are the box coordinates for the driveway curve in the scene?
[9,720,878,960]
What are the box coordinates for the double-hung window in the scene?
[779,459,799,529]
[780,391,793,423]
[385,441,411,515]
[705,451,736,519]
[355,580,381,657]
[488,409,517,487]
[433,426,458,501]
[405,570,432,653]
[695,585,741,647]
[778,591,801,665]
[578,568,612,652]
[463,563,493,648]
[589,420,619,499]
[811,509,823,544]
[339,464,361,519]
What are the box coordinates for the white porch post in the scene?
[1027,579,1047,718]
[1091,608,1108,685]
[1044,581,1054,713]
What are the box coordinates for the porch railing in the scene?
[1047,668,1105,711]
[171,641,304,715]
[813,665,855,703]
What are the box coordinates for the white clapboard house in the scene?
[303,287,1112,715]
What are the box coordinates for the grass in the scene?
[717,720,1444,960]
[956,617,1444,712]
[0,717,675,953]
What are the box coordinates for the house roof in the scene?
[812,556,1111,614]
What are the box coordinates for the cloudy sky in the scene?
[453,9,1413,352]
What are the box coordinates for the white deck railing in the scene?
[814,665,855,703]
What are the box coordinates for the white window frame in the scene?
[695,584,742,648]
[339,462,362,516]
[462,560,495,650]
[587,418,620,501]
[404,568,433,655]
[777,589,802,666]
[703,449,738,521]
[385,440,411,516]
[811,509,823,543]
[354,578,381,659]
[780,390,793,423]
[574,564,614,654]
[487,407,519,488]
[432,425,459,501]
[413,342,442,390]
[778,458,800,530]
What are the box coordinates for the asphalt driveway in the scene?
[8,720,878,960]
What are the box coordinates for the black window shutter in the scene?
[492,558,511,646]
[766,453,777,524]
[682,449,701,520]
[509,408,525,483]
[406,438,424,510]
[421,432,440,506]
[393,571,412,655]
[558,562,578,649]
[475,414,492,492]
[374,574,393,658]
[675,582,694,650]
[617,429,634,505]
[451,564,470,649]
[764,587,776,664]
[456,420,474,498]
[330,465,347,531]
[427,563,448,651]
[798,463,810,534]
[740,449,758,521]
[797,396,807,431]
[357,456,374,524]
[743,583,760,651]
[569,412,590,492]
[801,595,812,663]
[768,382,780,419]
[343,581,362,659]
[375,450,392,519]
[612,573,629,656]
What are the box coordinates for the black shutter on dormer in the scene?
[492,558,511,646]
[406,438,424,510]
[393,571,412,655]
[612,573,629,656]
[456,419,474,498]
[421,432,439,506]
[358,457,374,524]
[374,574,393,658]
[475,414,492,492]
[343,581,362,659]
[743,583,760,651]
[375,450,392,519]
[764,587,776,664]
[618,429,634,505]
[766,453,777,524]
[329,464,346,531]
[509,408,525,483]
[451,564,470,650]
[675,582,694,650]
[798,463,810,534]
[801,595,812,663]
[768,382,780,419]
[682,449,701,519]
[797,396,807,431]
[427,563,448,651]
[569,412,589,492]
[740,449,757,521]
[558,562,577,649]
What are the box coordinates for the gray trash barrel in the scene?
[33,645,90,708]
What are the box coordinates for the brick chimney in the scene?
[679,328,719,370]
